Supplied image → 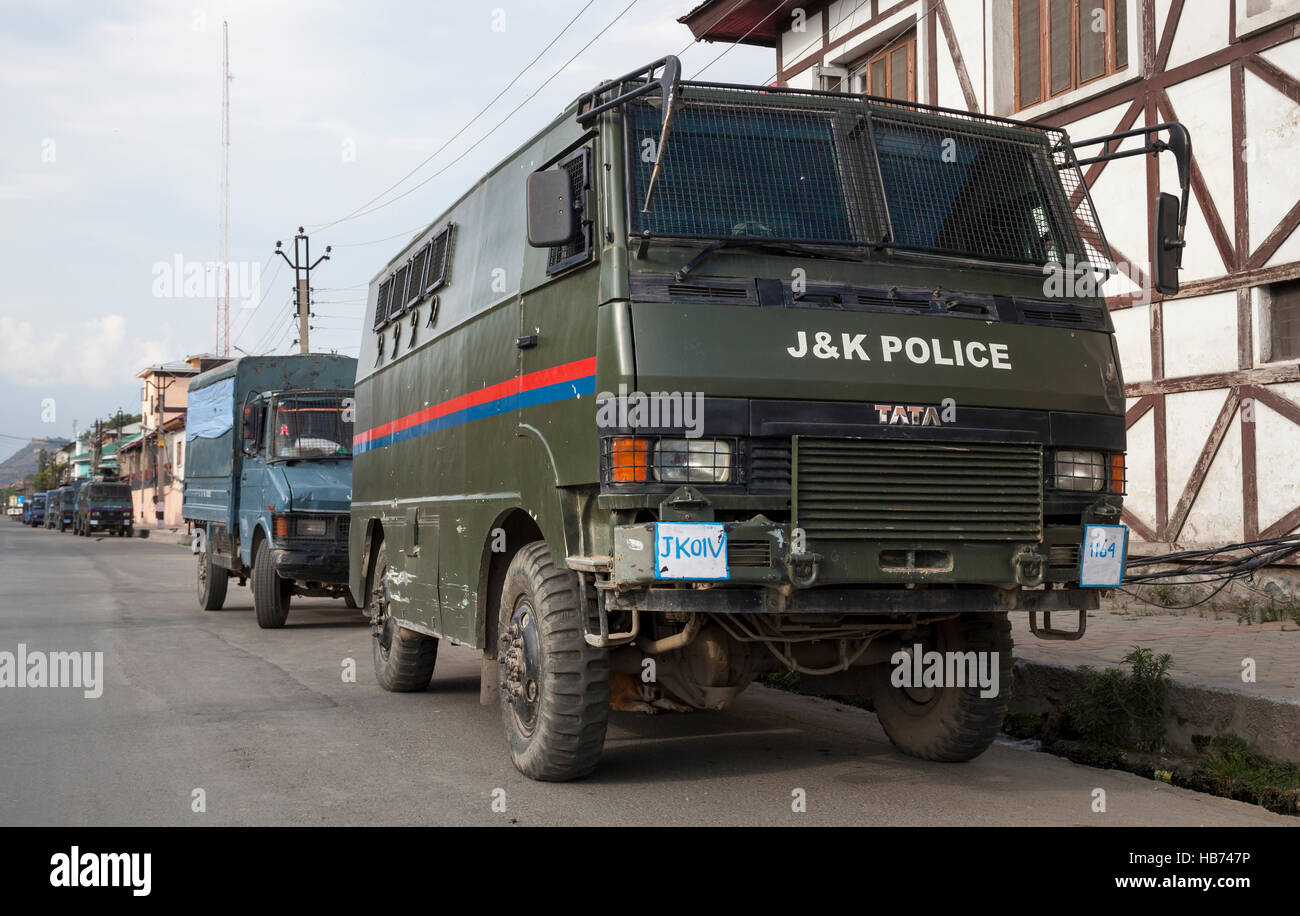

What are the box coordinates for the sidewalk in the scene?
[1011,599,1300,762]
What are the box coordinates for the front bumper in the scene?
[610,519,1081,588]
[272,546,349,583]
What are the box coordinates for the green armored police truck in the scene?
[351,58,1190,780]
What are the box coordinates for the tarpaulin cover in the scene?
[186,377,235,441]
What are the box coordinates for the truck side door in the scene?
[236,395,269,563]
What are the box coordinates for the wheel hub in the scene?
[500,602,541,734]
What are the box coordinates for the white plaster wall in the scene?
[1244,55,1300,255]
[1164,0,1230,70]
[1125,404,1159,530]
[1179,412,1244,544]
[1254,382,1300,532]
[782,9,824,68]
[1161,291,1239,379]
[1112,303,1153,383]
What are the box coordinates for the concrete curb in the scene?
[1011,657,1300,763]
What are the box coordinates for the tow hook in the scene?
[788,552,822,588]
[1013,549,1045,587]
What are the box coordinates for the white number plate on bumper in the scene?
[1080,524,1127,587]
[654,522,728,580]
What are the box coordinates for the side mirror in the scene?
[526,169,577,247]
[1152,192,1184,296]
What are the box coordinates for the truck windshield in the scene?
[271,395,353,460]
[624,86,1099,272]
[87,485,131,506]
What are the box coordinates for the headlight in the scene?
[653,439,732,483]
[1052,449,1106,492]
[296,517,328,538]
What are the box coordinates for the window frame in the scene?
[1263,279,1300,363]
[1015,0,1129,112]
[848,31,917,102]
[545,147,594,277]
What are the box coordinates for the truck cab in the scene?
[27,493,45,527]
[42,490,60,529]
[53,485,77,532]
[75,481,133,537]
[183,355,358,628]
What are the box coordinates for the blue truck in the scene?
[53,484,79,531]
[182,354,358,628]
[25,493,45,526]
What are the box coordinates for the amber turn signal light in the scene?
[1110,453,1126,494]
[610,437,650,483]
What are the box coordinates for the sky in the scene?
[0,0,774,449]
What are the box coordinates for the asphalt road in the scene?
[0,521,1291,826]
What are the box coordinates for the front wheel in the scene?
[498,541,610,781]
[868,612,1013,763]
[369,541,438,691]
[251,538,291,628]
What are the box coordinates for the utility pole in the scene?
[217,20,232,358]
[91,419,102,477]
[275,228,331,355]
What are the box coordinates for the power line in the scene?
[311,0,602,232]
[321,0,643,228]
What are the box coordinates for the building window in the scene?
[1016,0,1128,110]
[1266,279,1300,361]
[850,31,916,101]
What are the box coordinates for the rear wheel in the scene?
[251,538,291,628]
[197,533,229,611]
[869,612,1012,762]
[498,541,610,781]
[369,540,438,691]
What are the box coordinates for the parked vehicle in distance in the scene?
[42,490,59,529]
[53,484,78,532]
[350,58,1191,781]
[182,354,358,627]
[75,481,134,537]
[23,494,43,526]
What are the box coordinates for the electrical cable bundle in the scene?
[1119,533,1300,609]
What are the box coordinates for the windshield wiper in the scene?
[674,240,864,281]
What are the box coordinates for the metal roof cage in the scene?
[590,63,1110,278]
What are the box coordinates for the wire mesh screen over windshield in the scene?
[870,111,1084,266]
[627,100,874,243]
[621,84,1108,274]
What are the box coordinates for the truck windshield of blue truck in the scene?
[271,395,353,460]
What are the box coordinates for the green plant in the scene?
[1066,646,1173,754]
[1192,734,1300,813]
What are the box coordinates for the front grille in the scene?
[795,438,1042,542]
[749,438,792,491]
[727,539,772,568]
[1048,544,1080,571]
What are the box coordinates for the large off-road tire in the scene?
[498,541,610,782]
[251,538,292,628]
[369,540,438,691]
[197,534,229,611]
[869,612,1013,763]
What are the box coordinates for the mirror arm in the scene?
[1073,121,1192,266]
